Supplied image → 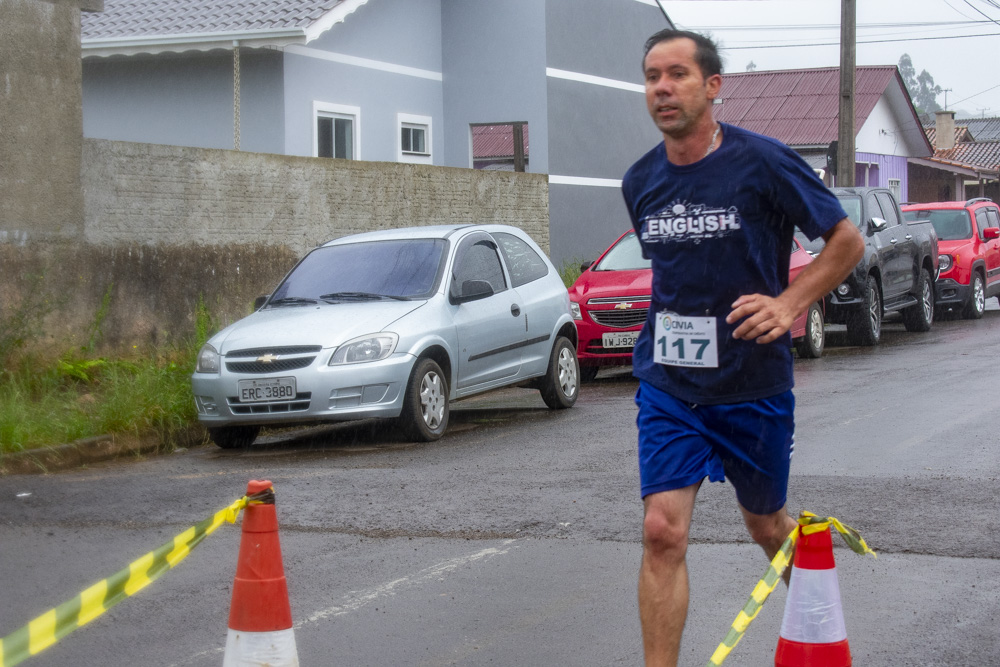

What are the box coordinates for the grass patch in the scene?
[0,350,199,455]
[558,257,589,288]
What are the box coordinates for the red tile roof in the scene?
[715,66,900,147]
[471,124,529,160]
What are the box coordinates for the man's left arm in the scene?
[727,218,864,343]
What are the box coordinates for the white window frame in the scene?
[397,113,432,165]
[888,178,901,202]
[313,102,361,160]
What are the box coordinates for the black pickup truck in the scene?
[797,186,939,345]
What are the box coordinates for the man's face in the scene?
[643,38,720,138]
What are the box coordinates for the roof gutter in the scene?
[83,28,306,58]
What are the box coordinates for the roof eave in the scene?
[909,157,998,179]
[82,29,306,58]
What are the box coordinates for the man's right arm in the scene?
[728,218,863,343]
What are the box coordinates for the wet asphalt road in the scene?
[2,305,999,666]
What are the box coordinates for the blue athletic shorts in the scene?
[635,380,795,515]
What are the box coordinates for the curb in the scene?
[0,426,206,476]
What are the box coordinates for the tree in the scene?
[746,60,757,72]
[899,54,942,121]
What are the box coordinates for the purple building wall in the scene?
[855,152,908,201]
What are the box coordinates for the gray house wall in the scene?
[83,50,285,154]
[440,0,549,173]
[544,0,664,266]
[283,0,444,160]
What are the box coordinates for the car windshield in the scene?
[835,195,863,228]
[271,238,447,302]
[595,232,651,271]
[902,209,972,240]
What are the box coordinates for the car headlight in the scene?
[195,343,220,374]
[938,254,953,273]
[570,301,582,320]
[330,333,399,365]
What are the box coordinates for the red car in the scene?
[568,231,824,381]
[901,198,1000,319]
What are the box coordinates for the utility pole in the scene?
[837,0,856,187]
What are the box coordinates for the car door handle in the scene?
[905,234,913,240]
[890,238,897,244]
[511,304,521,317]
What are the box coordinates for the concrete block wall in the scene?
[3,140,550,354]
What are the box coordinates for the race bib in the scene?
[653,312,719,368]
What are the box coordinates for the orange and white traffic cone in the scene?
[775,525,852,666]
[223,480,299,667]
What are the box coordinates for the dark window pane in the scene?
[401,127,412,152]
[412,128,425,153]
[453,239,506,294]
[317,117,333,158]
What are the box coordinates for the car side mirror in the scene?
[580,260,594,272]
[984,227,1000,240]
[869,217,887,232]
[452,279,494,304]
[253,295,269,310]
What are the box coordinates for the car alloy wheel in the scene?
[400,358,449,441]
[963,273,985,320]
[847,275,881,346]
[903,268,934,332]
[540,336,579,409]
[795,302,824,359]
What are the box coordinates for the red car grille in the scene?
[591,308,648,328]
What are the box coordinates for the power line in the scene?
[716,31,1000,50]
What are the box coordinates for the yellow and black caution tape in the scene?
[0,490,268,667]
[705,511,876,667]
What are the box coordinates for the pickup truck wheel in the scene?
[847,275,882,345]
[962,272,985,320]
[902,267,935,332]
[794,302,825,359]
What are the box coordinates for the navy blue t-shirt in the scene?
[622,123,847,405]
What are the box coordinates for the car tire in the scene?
[902,267,934,332]
[846,275,882,346]
[399,357,449,442]
[209,426,260,450]
[962,272,986,320]
[540,336,579,409]
[579,366,599,383]
[794,302,825,359]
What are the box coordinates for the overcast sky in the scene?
[663,0,1000,120]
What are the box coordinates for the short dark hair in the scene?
[642,29,722,79]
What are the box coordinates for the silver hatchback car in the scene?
[191,224,579,448]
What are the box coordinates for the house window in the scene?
[471,122,528,172]
[398,114,432,165]
[314,103,360,159]
[888,178,901,202]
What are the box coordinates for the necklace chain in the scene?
[704,124,720,158]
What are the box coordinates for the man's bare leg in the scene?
[740,504,799,584]
[639,484,700,667]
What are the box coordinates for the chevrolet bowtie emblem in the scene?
[257,354,279,363]
[614,303,633,310]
